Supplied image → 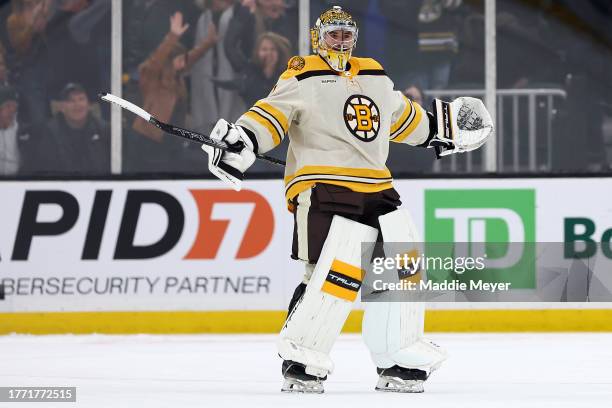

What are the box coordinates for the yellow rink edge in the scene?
[2,309,612,334]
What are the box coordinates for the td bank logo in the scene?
[425,189,536,288]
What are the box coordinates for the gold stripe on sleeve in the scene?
[254,101,288,133]
[244,110,282,146]
[390,95,413,135]
[392,104,424,143]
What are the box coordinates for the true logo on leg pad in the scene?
[321,259,363,301]
[397,249,424,283]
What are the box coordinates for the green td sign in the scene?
[424,189,536,288]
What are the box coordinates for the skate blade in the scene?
[281,378,324,394]
[375,376,424,393]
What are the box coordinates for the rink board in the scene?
[0,178,611,333]
[2,309,612,334]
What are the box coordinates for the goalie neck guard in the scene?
[311,6,358,72]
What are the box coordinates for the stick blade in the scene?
[99,92,152,122]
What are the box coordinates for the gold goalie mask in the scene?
[311,6,358,72]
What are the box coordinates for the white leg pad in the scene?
[278,215,378,378]
[364,303,446,372]
[362,209,447,374]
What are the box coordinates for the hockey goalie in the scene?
[202,6,493,394]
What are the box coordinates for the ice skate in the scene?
[281,360,325,394]
[375,366,428,393]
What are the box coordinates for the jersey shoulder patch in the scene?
[280,55,333,80]
[288,56,306,71]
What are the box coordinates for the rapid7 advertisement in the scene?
[1,178,611,312]
[0,180,298,312]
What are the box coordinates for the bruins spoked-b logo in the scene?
[288,56,305,71]
[344,95,380,142]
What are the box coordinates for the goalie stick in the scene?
[99,93,286,167]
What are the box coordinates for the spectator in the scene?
[242,31,289,105]
[44,0,112,101]
[224,0,297,73]
[7,0,51,58]
[403,84,425,107]
[215,31,290,106]
[6,0,52,126]
[377,0,420,88]
[191,0,244,135]
[0,47,8,85]
[411,0,463,90]
[236,31,292,175]
[66,0,111,118]
[130,11,218,172]
[123,0,201,73]
[36,83,110,174]
[0,84,19,175]
[0,5,12,50]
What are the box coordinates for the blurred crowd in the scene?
[0,0,110,176]
[121,0,297,173]
[0,0,611,177]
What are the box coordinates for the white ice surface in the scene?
[0,333,611,408]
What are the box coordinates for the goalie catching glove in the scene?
[202,119,256,191]
[426,97,494,158]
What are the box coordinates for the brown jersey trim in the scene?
[358,69,387,76]
[295,69,337,81]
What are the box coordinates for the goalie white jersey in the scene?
[236,55,431,204]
